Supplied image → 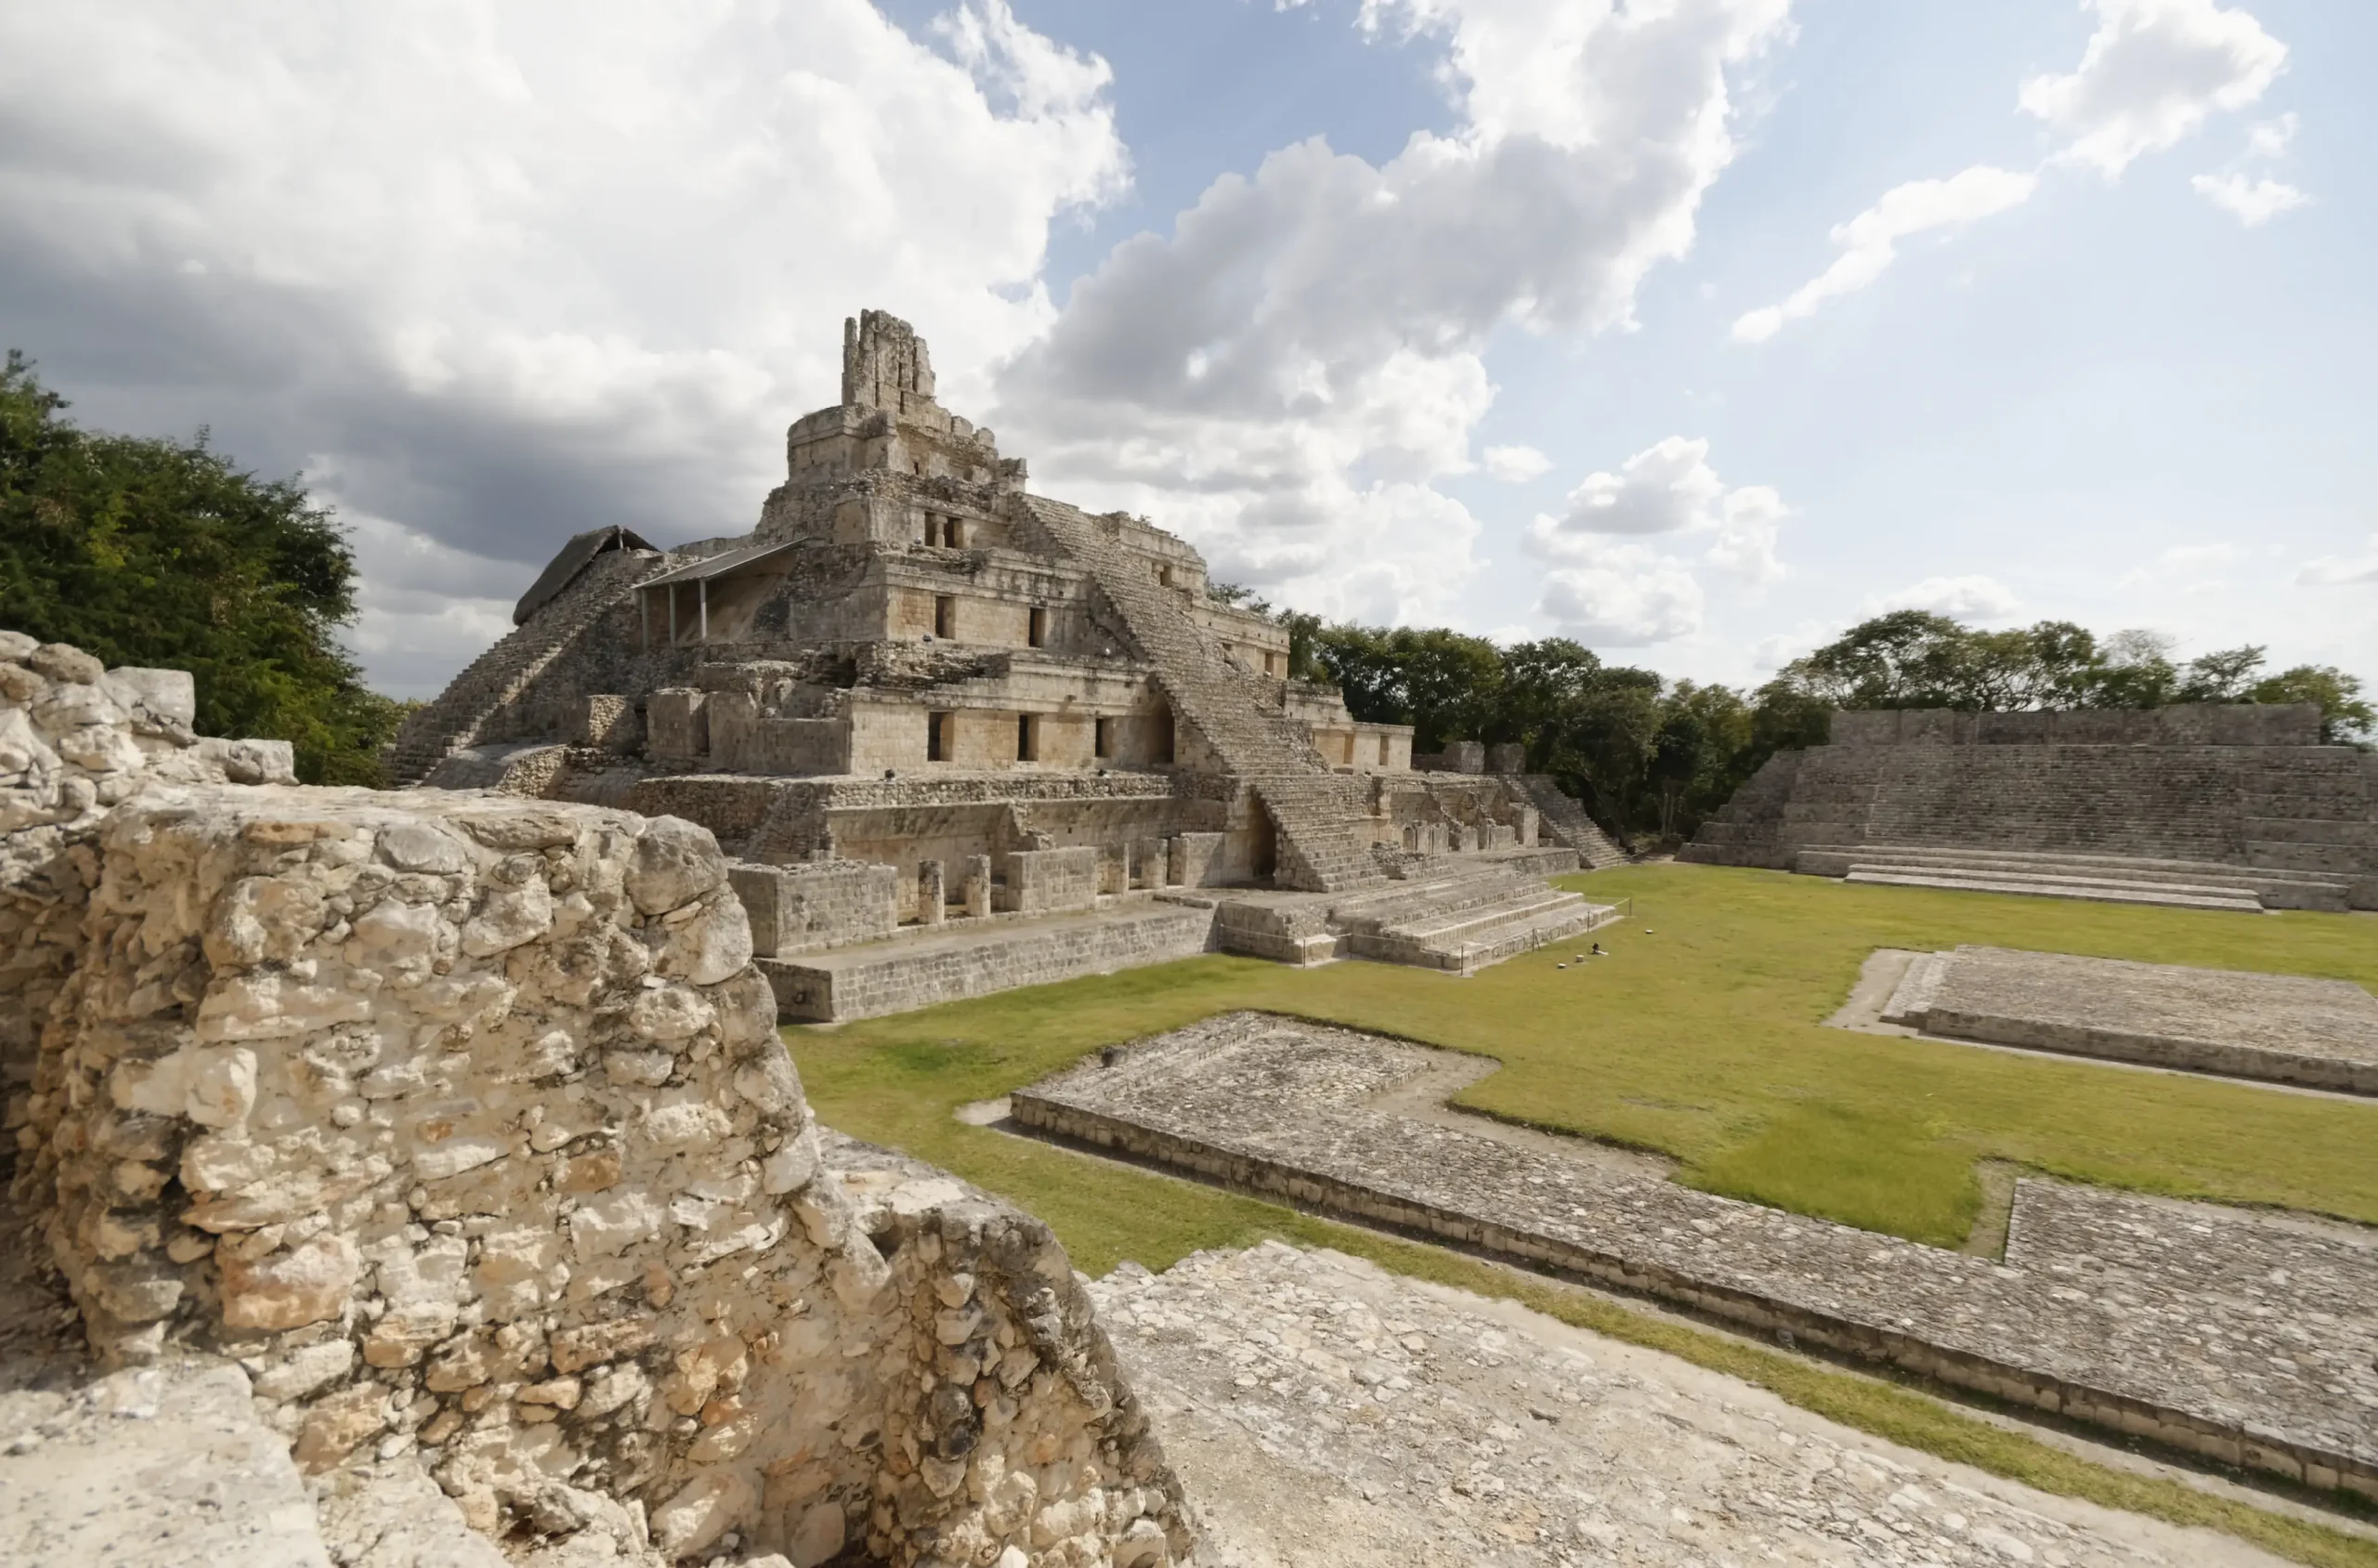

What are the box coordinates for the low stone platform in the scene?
[761,897,1219,1021]
[1094,1241,2296,1567]
[1799,844,2352,913]
[1203,849,1613,974]
[1883,946,2378,1095]
[1013,1014,2378,1499]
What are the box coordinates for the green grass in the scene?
[788,862,2378,1565]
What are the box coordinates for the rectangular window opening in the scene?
[1027,607,1048,648]
[1378,735,1391,765]
[934,595,956,639]
[1094,716,1113,759]
[1016,713,1038,763]
[927,712,951,763]
[947,518,964,548]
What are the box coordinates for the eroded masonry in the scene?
[1682,705,2378,911]
[0,628,1190,1568]
[391,312,1623,1019]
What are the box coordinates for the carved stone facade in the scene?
[386,312,1625,1011]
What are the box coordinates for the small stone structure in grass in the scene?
[0,630,1191,1567]
[1881,945,2378,1095]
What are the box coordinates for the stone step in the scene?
[1798,842,2352,909]
[1841,869,2266,913]
[1378,886,1585,947]
[1328,871,1545,930]
[1345,897,1614,973]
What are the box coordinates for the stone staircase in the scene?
[1012,497,1379,892]
[1503,774,1628,868]
[387,548,660,784]
[1797,843,2352,912]
[1326,866,1615,973]
[1678,751,1803,867]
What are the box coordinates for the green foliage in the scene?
[2250,663,2376,745]
[0,353,401,784]
[1280,602,2372,842]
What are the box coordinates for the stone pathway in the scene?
[1094,1241,2294,1567]
[1013,1013,2378,1496]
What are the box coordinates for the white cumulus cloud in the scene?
[1737,0,2293,343]
[1483,444,1554,482]
[2295,536,2378,587]
[1522,436,1786,641]
[1872,575,2022,620]
[0,0,1129,695]
[2191,112,2308,226]
[993,0,1792,625]
[2020,0,2288,178]
[1538,545,1707,646]
[1731,166,2038,343]
[1524,436,1789,585]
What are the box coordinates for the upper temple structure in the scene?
[391,311,1626,1019]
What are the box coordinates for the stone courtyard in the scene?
[1091,1242,2299,1568]
[1011,1013,2378,1499]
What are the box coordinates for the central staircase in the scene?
[1013,497,1381,891]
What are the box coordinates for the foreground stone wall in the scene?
[2,634,1190,1567]
[2,631,296,1173]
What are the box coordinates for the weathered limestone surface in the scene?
[1013,1014,2378,1500]
[1681,704,2376,910]
[1,630,296,1169]
[1,635,1191,1568]
[1884,946,2378,1094]
[1093,1241,2295,1567]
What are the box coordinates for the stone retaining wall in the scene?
[760,904,1218,1023]
[2,633,1191,1568]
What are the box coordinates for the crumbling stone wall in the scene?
[2,631,295,1175]
[3,633,1191,1567]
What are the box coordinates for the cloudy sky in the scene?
[5,0,2371,697]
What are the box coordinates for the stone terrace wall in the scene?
[2,631,296,1173]
[8,783,1189,1566]
[2,633,1190,1568]
[1684,703,2375,901]
[1831,704,2323,747]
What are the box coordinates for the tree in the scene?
[2177,645,2267,703]
[0,352,401,784]
[2248,665,2376,746]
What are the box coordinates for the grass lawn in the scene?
[795,861,2378,1257]
[788,861,2378,1566]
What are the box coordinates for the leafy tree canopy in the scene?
[0,352,402,783]
[1272,605,2371,846]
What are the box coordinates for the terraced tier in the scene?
[1798,843,2351,911]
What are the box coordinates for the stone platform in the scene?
[1202,848,1614,974]
[1012,1014,2378,1499]
[1800,844,2348,913]
[1093,1242,2299,1567]
[761,897,1220,1022]
[1882,946,2378,1095]
[763,849,1609,1021]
